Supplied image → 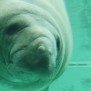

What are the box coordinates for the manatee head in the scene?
[0,0,72,91]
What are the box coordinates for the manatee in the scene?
[0,0,72,91]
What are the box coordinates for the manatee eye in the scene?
[5,22,27,35]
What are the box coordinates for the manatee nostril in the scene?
[37,45,46,53]
[23,45,54,71]
[37,45,52,55]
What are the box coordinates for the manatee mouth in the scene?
[10,35,57,74]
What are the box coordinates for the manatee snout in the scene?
[10,26,57,73]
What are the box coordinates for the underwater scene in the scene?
[0,0,91,91]
[50,0,91,91]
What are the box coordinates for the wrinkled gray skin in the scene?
[0,0,72,91]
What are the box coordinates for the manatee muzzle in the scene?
[10,27,58,74]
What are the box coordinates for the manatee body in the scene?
[0,0,72,91]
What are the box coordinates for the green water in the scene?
[49,0,91,91]
[66,0,91,62]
